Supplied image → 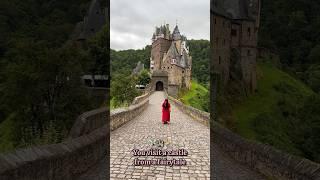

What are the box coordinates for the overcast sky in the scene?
[110,0,210,50]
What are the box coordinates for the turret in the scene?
[248,0,261,28]
[172,25,181,40]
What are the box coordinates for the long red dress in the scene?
[162,100,171,124]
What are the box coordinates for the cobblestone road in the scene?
[110,91,210,180]
[78,91,266,179]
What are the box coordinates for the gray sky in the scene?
[110,0,210,50]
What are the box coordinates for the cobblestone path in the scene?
[110,91,210,180]
[78,91,266,179]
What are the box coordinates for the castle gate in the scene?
[155,81,164,91]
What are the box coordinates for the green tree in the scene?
[305,65,320,93]
[137,69,151,86]
[111,74,139,108]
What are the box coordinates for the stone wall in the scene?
[168,96,209,126]
[69,107,108,138]
[169,96,320,180]
[110,98,149,131]
[0,92,151,180]
[0,122,108,180]
[132,92,150,105]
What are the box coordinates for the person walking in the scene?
[162,99,171,124]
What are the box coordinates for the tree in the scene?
[137,69,151,86]
[111,74,139,107]
[305,65,320,93]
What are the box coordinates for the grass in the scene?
[233,61,313,140]
[178,81,209,112]
[0,113,17,153]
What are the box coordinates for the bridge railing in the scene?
[110,98,149,131]
[69,107,108,138]
[168,95,320,180]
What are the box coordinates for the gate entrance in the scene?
[155,81,164,91]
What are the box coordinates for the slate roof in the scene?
[172,25,181,40]
[165,42,190,69]
[211,0,251,20]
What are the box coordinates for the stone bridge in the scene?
[0,91,319,180]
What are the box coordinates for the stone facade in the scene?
[211,0,260,92]
[149,24,192,96]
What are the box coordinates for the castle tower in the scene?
[172,25,182,54]
[150,23,192,96]
[248,0,261,28]
[150,25,171,73]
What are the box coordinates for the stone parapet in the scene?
[0,126,107,180]
[110,98,149,131]
[69,107,109,138]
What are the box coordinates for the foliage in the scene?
[305,64,320,93]
[136,69,151,86]
[187,40,210,85]
[111,74,139,108]
[0,0,105,152]
[111,46,151,77]
[228,61,320,162]
[259,0,320,79]
[179,81,209,112]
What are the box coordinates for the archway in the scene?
[155,81,164,91]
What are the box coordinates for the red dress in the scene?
[162,101,171,123]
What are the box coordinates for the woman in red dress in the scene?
[162,99,171,124]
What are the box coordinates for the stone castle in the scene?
[211,0,261,92]
[72,0,107,42]
[149,24,192,96]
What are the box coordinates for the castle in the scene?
[149,24,192,97]
[211,0,261,92]
[72,0,107,42]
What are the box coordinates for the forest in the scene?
[0,0,108,152]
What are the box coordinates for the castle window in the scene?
[182,71,185,73]
[248,27,251,37]
[231,29,237,36]
[219,56,221,64]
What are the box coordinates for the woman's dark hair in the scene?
[163,99,169,108]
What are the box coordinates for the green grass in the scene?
[0,114,17,153]
[233,62,313,140]
[179,81,209,112]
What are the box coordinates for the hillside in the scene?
[178,81,209,112]
[225,59,320,162]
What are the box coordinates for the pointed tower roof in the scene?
[172,25,181,40]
